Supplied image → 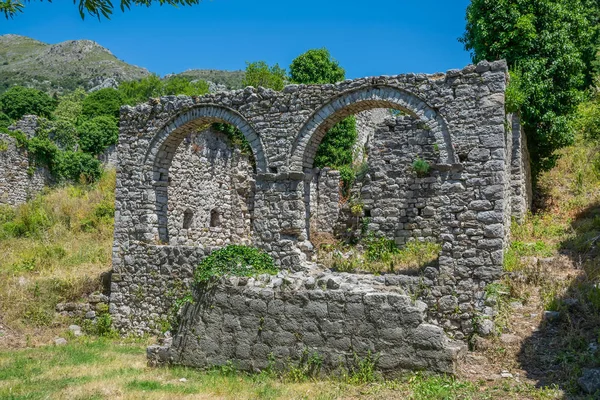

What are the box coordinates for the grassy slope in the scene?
[0,171,115,346]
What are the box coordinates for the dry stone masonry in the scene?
[167,127,255,248]
[111,60,531,374]
[0,116,52,206]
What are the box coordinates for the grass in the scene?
[0,336,561,400]
[0,170,114,344]
[478,136,600,394]
[317,237,441,275]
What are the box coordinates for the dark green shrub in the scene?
[27,136,60,172]
[0,112,12,129]
[412,157,431,177]
[0,86,56,120]
[56,151,103,183]
[81,88,124,119]
[289,48,345,85]
[194,245,277,285]
[77,115,119,155]
[313,116,358,170]
[51,119,78,151]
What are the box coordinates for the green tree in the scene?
[313,115,358,168]
[119,75,209,105]
[77,116,119,155]
[56,151,102,183]
[289,48,345,85]
[242,61,286,91]
[0,86,56,120]
[119,74,164,105]
[162,76,209,96]
[81,88,124,120]
[53,88,87,125]
[290,49,356,170]
[461,0,600,174]
[1,0,202,20]
[51,120,78,151]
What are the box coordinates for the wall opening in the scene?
[167,126,255,246]
[210,209,221,228]
[183,209,194,229]
[299,94,449,276]
[146,106,264,246]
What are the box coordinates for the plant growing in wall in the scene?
[194,245,277,285]
[412,157,431,177]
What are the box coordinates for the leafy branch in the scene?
[1,0,202,20]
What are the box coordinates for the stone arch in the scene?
[143,105,266,243]
[290,86,457,171]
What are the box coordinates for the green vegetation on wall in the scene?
[194,245,277,285]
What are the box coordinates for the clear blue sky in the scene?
[0,0,473,79]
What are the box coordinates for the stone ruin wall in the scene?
[0,116,52,206]
[509,115,532,223]
[310,113,531,247]
[0,115,122,206]
[353,108,391,162]
[107,60,532,373]
[167,128,255,248]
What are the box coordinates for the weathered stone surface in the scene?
[148,273,466,375]
[106,61,531,374]
[0,116,51,205]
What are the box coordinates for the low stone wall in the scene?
[147,271,466,374]
[110,243,207,334]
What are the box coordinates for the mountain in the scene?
[0,34,151,93]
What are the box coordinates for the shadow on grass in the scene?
[517,201,600,397]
